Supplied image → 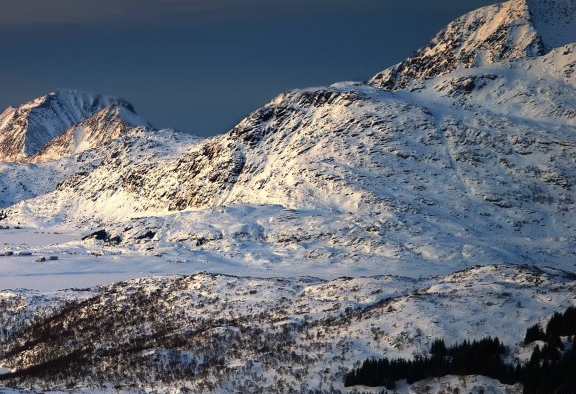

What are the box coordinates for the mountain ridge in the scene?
[0,88,149,163]
[0,0,574,276]
[369,0,576,90]
[32,104,152,163]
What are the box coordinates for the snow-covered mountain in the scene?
[0,0,576,392]
[6,41,576,275]
[369,0,576,90]
[0,88,150,163]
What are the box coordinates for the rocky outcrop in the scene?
[32,104,150,163]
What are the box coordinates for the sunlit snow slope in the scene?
[5,46,576,276]
[3,0,574,276]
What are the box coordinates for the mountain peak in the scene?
[32,104,151,162]
[369,0,575,90]
[0,89,143,162]
[48,88,136,114]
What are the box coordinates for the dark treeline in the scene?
[521,306,576,394]
[345,306,576,394]
[344,337,515,389]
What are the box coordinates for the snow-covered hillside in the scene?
[5,42,576,276]
[0,0,575,392]
[0,265,573,393]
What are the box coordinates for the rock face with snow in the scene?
[13,42,575,274]
[369,0,576,90]
[0,0,576,392]
[0,88,149,162]
[32,104,151,162]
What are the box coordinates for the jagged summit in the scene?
[0,88,148,162]
[32,104,151,163]
[369,0,576,90]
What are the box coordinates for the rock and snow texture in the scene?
[33,104,151,162]
[529,0,576,49]
[369,0,576,90]
[0,0,574,279]
[0,88,149,162]
[0,265,572,393]
[0,0,576,392]
[8,42,576,276]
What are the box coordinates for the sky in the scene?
[0,0,497,137]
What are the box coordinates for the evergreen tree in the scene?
[430,338,447,356]
[345,306,576,393]
[524,323,545,343]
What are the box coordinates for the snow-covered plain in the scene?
[0,225,328,292]
[0,227,167,291]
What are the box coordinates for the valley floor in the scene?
[0,226,324,291]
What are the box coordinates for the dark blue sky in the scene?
[0,0,496,136]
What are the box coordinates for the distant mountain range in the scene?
[0,0,575,392]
